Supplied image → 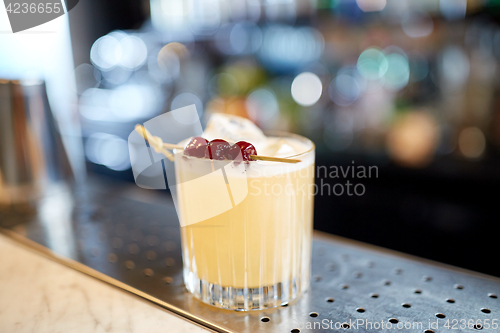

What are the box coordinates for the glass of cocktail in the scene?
[174,115,315,311]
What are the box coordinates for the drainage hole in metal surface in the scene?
[165,257,175,266]
[454,284,464,290]
[281,302,289,307]
[435,313,446,319]
[162,276,173,284]
[414,289,422,294]
[354,272,363,278]
[356,308,365,313]
[291,329,300,333]
[314,276,322,282]
[384,280,391,286]
[146,250,157,260]
[107,253,117,263]
[423,276,433,282]
[389,318,398,324]
[342,323,350,329]
[402,303,411,308]
[125,260,135,270]
[341,284,349,290]
[326,298,335,303]
[446,298,455,303]
[474,324,483,330]
[481,308,491,314]
[424,330,435,333]
[488,293,498,299]
[309,312,319,318]
[370,293,379,298]
[260,317,270,322]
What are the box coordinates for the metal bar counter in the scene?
[1,182,498,333]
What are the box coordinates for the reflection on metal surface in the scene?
[38,183,77,258]
[1,184,500,333]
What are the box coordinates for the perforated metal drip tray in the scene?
[1,182,499,333]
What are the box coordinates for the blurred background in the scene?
[2,0,500,276]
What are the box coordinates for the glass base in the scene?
[184,270,308,311]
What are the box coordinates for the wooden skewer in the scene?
[134,124,302,164]
[134,125,174,162]
[249,155,301,164]
[163,142,184,150]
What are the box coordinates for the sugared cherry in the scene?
[184,137,257,162]
[224,144,241,160]
[206,139,231,160]
[184,137,209,158]
[235,141,257,161]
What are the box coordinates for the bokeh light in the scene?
[246,88,280,128]
[458,127,486,159]
[100,67,132,86]
[85,133,131,171]
[205,97,248,119]
[329,74,361,106]
[440,0,467,21]
[171,92,203,117]
[150,0,192,31]
[80,85,159,122]
[382,52,410,91]
[90,35,122,71]
[357,48,388,80]
[79,88,110,121]
[188,0,221,36]
[90,32,148,72]
[387,112,439,167]
[259,25,324,73]
[356,0,387,12]
[208,73,239,97]
[109,84,158,121]
[215,23,262,55]
[157,45,181,80]
[402,11,434,38]
[118,35,148,70]
[215,62,266,96]
[440,46,470,91]
[291,72,323,107]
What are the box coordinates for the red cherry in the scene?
[184,137,209,158]
[206,139,231,160]
[224,144,242,160]
[235,141,257,161]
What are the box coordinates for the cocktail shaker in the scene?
[0,79,73,206]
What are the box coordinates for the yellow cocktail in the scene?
[175,130,315,310]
